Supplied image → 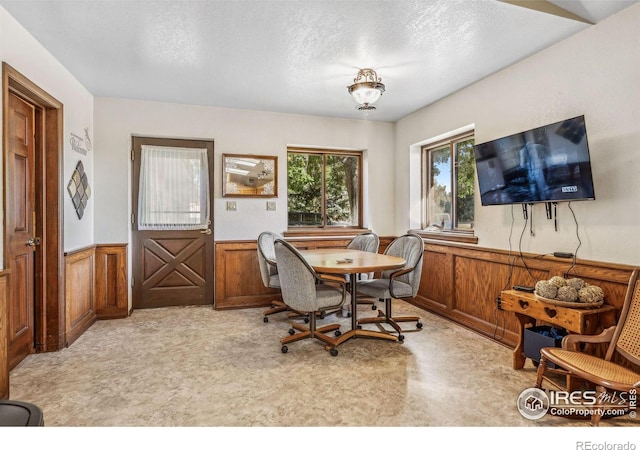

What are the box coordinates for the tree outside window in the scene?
[424,133,475,230]
[287,149,362,228]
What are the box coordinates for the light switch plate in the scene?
[226,201,237,211]
[266,201,276,211]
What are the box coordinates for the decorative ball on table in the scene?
[535,280,557,299]
[557,285,579,302]
[565,277,586,291]
[548,276,567,288]
[578,285,605,304]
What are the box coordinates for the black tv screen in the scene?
[474,115,595,206]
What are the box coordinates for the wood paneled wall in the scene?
[214,236,636,351]
[0,270,9,399]
[64,244,128,346]
[65,247,96,346]
[95,244,128,319]
[412,239,636,349]
[214,237,393,309]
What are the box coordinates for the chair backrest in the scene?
[347,232,380,254]
[273,239,320,313]
[257,231,282,288]
[607,269,640,366]
[382,233,424,297]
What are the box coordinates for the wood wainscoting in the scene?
[214,236,393,309]
[64,244,128,346]
[214,236,636,351]
[0,270,9,399]
[411,239,636,349]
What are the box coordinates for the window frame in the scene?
[286,147,364,231]
[421,131,476,233]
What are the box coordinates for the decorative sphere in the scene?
[566,277,586,291]
[557,285,579,302]
[549,276,567,288]
[578,285,605,303]
[535,280,557,299]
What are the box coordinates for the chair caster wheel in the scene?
[398,334,405,342]
[288,328,295,335]
[304,317,310,324]
[372,305,377,310]
[357,325,362,330]
[281,345,288,353]
[263,317,269,323]
[320,311,326,319]
[416,322,423,329]
[330,348,338,356]
[334,330,342,337]
[347,312,351,318]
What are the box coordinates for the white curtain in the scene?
[138,145,210,230]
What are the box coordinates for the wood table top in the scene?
[299,248,405,274]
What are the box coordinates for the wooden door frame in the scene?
[2,62,65,356]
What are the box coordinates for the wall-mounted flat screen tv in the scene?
[474,115,595,206]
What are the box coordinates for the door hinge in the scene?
[131,276,135,287]
[131,149,134,161]
[131,213,135,224]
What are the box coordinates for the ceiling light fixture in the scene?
[347,68,385,111]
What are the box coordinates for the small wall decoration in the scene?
[222,154,277,197]
[70,127,92,155]
[67,160,91,219]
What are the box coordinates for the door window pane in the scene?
[138,145,210,230]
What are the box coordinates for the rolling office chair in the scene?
[344,232,380,315]
[274,239,347,356]
[355,233,425,341]
[257,231,290,323]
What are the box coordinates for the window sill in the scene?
[283,228,371,238]
[411,229,478,245]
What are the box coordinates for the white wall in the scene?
[93,99,396,244]
[0,6,95,257]
[395,4,640,266]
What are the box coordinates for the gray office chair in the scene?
[355,233,424,341]
[257,231,291,323]
[274,239,347,356]
[345,232,380,314]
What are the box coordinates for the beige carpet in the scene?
[7,300,638,430]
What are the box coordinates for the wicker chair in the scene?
[274,239,346,356]
[535,268,640,426]
[355,233,424,341]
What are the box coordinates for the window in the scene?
[287,148,362,228]
[138,145,210,230]
[423,132,475,231]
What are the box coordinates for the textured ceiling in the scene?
[1,0,637,122]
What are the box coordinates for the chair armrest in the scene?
[389,267,413,279]
[561,326,616,350]
[318,273,347,285]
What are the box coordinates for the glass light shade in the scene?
[351,85,382,105]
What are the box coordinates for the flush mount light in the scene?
[347,68,385,111]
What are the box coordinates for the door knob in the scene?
[27,237,41,247]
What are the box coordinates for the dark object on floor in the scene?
[0,400,44,426]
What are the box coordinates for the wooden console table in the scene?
[500,290,616,371]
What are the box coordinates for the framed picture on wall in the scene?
[222,154,278,197]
